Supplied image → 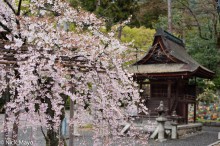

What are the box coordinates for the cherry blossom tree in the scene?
[0,0,148,146]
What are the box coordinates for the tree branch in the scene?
[3,0,16,14]
[177,0,210,40]
[3,0,21,38]
[17,0,22,16]
[37,110,49,141]
[0,21,12,33]
[40,126,48,141]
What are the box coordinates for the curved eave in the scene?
[133,72,193,80]
[128,64,215,80]
[191,66,215,79]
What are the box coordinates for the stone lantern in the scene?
[155,101,167,142]
[170,110,178,139]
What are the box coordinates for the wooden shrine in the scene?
[128,28,215,123]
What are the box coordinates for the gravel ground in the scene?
[65,126,220,146]
[148,126,220,146]
[1,112,220,146]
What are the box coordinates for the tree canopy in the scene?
[74,0,139,30]
[0,0,147,145]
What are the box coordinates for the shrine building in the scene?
[128,28,215,123]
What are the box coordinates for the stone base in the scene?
[177,123,202,138]
[156,138,167,142]
[207,140,220,146]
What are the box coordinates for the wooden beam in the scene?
[142,81,175,85]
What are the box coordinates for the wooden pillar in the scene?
[185,103,188,124]
[168,80,172,112]
[194,103,196,123]
[139,80,143,90]
[176,80,179,100]
[150,80,152,98]
[194,76,197,123]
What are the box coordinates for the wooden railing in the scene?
[180,94,196,103]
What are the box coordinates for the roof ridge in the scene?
[155,28,184,46]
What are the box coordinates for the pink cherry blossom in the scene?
[0,1,148,145]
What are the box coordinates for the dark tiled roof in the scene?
[155,28,184,47]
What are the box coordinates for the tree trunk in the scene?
[168,0,172,33]
[96,0,101,10]
[11,67,20,146]
[46,129,59,146]
[4,82,10,146]
[217,34,220,50]
[118,25,122,40]
[12,111,20,146]
[69,99,74,146]
[45,96,59,146]
[4,112,9,146]
[44,93,67,146]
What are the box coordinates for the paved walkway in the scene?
[0,112,220,146]
[64,126,220,146]
[148,126,220,146]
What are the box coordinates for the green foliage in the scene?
[185,30,220,73]
[78,0,139,30]
[136,0,167,28]
[213,74,220,89]
[197,119,220,123]
[153,15,168,30]
[184,29,220,88]
[119,26,155,65]
[197,80,218,104]
[79,0,96,11]
[69,23,76,32]
[69,0,81,8]
[65,97,70,109]
[14,0,31,15]
[121,26,155,51]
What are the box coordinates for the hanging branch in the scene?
[0,21,12,33]
[176,0,210,40]
[3,0,21,38]
[3,0,16,14]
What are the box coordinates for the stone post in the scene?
[171,111,178,139]
[74,104,80,136]
[74,123,80,136]
[171,122,177,139]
